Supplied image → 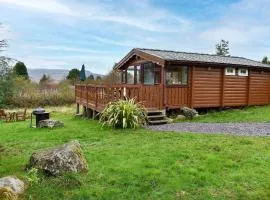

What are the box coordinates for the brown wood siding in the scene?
[140,85,163,110]
[166,86,189,108]
[223,76,248,106]
[193,66,222,108]
[249,70,270,105]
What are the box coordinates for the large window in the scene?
[136,65,141,84]
[166,66,188,85]
[121,70,126,83]
[127,66,135,84]
[143,63,161,85]
[143,63,155,84]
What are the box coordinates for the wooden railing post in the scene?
[95,86,98,110]
[86,85,89,107]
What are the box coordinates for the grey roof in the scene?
[137,48,270,68]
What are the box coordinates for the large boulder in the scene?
[29,140,88,176]
[38,119,64,128]
[0,176,25,200]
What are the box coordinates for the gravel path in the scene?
[149,123,270,136]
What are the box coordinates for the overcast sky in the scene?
[0,0,269,74]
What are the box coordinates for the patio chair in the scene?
[5,112,16,123]
[16,108,27,121]
[0,109,6,120]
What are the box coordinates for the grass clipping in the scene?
[0,187,17,200]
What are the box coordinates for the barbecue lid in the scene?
[33,107,45,113]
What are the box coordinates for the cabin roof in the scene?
[114,48,270,69]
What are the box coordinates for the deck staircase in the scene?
[147,110,168,125]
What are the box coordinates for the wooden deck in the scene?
[75,84,164,112]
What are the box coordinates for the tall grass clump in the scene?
[99,98,147,129]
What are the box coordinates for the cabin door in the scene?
[140,63,163,110]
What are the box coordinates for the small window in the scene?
[225,67,236,76]
[238,68,248,76]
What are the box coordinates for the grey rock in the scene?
[180,107,198,119]
[29,140,88,176]
[0,176,25,199]
[38,119,64,128]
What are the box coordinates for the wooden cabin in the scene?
[75,48,270,117]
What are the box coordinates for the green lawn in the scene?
[0,107,270,200]
[177,106,270,123]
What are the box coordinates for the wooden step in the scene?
[147,111,164,116]
[148,119,168,125]
[148,114,166,119]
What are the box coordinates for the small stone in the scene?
[29,140,88,176]
[0,176,26,200]
[176,115,186,120]
[38,119,64,128]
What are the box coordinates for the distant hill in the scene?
[28,68,103,82]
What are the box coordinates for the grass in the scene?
[176,106,270,123]
[0,106,270,199]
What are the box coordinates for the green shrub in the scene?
[25,168,40,186]
[8,78,75,108]
[99,98,147,129]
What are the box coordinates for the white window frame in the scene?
[238,68,249,76]
[225,67,236,76]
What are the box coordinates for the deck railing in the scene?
[75,84,143,112]
[75,84,163,112]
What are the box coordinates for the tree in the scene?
[262,56,270,64]
[39,74,50,88]
[88,74,95,80]
[216,39,230,56]
[96,76,102,81]
[0,61,14,107]
[66,68,80,85]
[13,61,29,79]
[103,70,121,84]
[80,64,86,81]
[0,24,7,51]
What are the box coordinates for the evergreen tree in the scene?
[262,56,269,64]
[13,61,29,79]
[39,74,50,87]
[80,64,86,81]
[216,40,230,56]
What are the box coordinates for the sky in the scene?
[0,0,269,74]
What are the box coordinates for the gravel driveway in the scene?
[149,123,270,136]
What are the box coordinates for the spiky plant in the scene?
[99,98,147,129]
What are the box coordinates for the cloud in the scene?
[1,0,270,72]
[0,0,78,16]
[0,0,191,33]
[34,45,109,54]
[199,0,270,59]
